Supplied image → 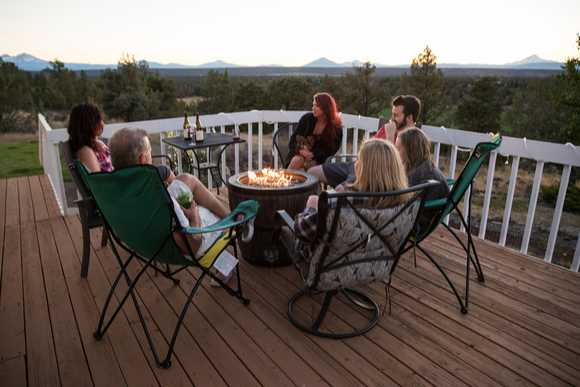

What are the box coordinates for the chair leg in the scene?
[159,272,206,368]
[100,227,108,247]
[443,221,485,283]
[312,291,334,331]
[288,288,380,338]
[416,244,468,314]
[209,241,250,305]
[80,213,91,279]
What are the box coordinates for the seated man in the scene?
[308,95,422,187]
[108,128,229,256]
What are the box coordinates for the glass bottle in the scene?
[182,111,192,141]
[195,112,205,142]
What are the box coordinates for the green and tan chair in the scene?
[76,160,258,368]
[406,134,502,313]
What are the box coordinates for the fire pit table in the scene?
[228,169,319,266]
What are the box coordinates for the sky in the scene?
[1,0,579,66]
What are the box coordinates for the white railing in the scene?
[38,110,580,271]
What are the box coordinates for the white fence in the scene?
[38,110,580,271]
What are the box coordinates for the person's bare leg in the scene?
[176,173,228,218]
[307,165,328,184]
[288,155,305,170]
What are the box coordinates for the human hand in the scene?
[306,195,319,209]
[300,149,313,160]
[385,120,396,133]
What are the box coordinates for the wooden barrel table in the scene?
[228,170,319,266]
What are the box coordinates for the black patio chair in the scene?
[277,181,439,338]
[271,122,356,169]
[404,134,502,313]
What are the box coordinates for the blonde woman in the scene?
[295,138,410,243]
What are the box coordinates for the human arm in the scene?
[294,195,319,242]
[77,146,101,172]
[313,127,342,165]
[287,114,313,163]
[172,198,203,255]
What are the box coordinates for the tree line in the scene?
[1,36,579,147]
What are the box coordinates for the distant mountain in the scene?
[304,57,341,67]
[1,53,51,71]
[506,55,563,70]
[1,52,564,72]
[0,53,240,71]
[196,60,240,68]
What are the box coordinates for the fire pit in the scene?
[228,169,319,266]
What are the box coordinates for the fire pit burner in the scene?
[228,169,320,266]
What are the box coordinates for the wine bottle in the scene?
[195,112,205,142]
[182,111,192,141]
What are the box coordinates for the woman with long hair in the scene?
[287,92,343,170]
[67,103,113,172]
[395,128,449,230]
[293,138,410,243]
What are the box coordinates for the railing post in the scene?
[352,117,360,155]
[521,161,544,254]
[445,145,459,225]
[479,151,497,239]
[159,132,166,166]
[258,121,263,170]
[571,233,580,272]
[341,126,348,160]
[544,165,571,262]
[433,142,441,168]
[273,122,279,169]
[499,156,520,246]
[247,122,253,171]
[234,123,240,176]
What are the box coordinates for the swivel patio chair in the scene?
[405,134,502,313]
[277,181,439,338]
[75,160,258,368]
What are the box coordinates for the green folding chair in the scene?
[407,134,502,313]
[75,160,258,368]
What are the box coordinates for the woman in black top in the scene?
[287,92,343,170]
[396,128,450,232]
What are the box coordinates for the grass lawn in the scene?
[0,136,44,178]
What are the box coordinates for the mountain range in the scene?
[0,53,564,71]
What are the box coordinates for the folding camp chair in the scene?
[406,134,502,313]
[75,161,258,368]
[62,140,175,278]
[277,181,439,338]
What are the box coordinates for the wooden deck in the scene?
[1,175,579,387]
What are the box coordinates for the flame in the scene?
[245,169,296,187]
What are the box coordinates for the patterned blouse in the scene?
[95,140,113,172]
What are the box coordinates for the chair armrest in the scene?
[424,198,447,209]
[276,210,295,230]
[152,154,176,172]
[327,154,357,164]
[182,200,259,235]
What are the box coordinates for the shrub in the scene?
[542,184,580,214]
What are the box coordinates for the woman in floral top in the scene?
[67,103,113,172]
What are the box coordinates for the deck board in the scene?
[1,175,580,387]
